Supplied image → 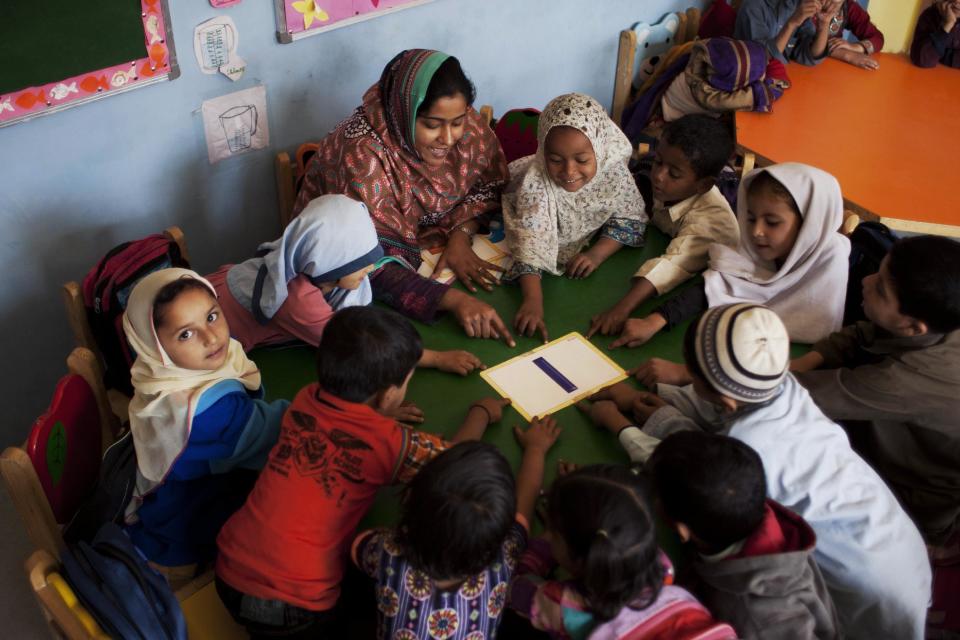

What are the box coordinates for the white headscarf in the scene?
[703,163,850,343]
[503,93,647,275]
[123,268,262,496]
[226,194,384,322]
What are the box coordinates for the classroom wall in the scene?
[0,0,705,446]
[869,0,928,53]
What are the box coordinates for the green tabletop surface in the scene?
[250,228,808,542]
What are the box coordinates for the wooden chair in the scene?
[61,226,188,423]
[26,550,247,639]
[1,348,119,559]
[613,9,701,125]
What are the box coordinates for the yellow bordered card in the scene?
[480,332,627,421]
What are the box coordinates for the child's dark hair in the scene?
[397,441,515,580]
[315,306,423,403]
[649,431,767,550]
[887,235,960,333]
[545,465,664,621]
[747,170,802,219]
[151,278,214,330]
[660,114,733,179]
[419,56,476,113]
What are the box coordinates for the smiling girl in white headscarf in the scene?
[207,194,484,376]
[123,268,288,569]
[502,92,647,342]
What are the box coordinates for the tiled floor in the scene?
[1,489,54,638]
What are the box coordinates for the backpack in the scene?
[82,234,189,395]
[493,108,540,164]
[844,221,897,325]
[63,431,137,545]
[60,522,187,640]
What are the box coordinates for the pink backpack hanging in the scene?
[494,108,541,163]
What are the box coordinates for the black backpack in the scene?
[60,522,187,640]
[844,221,897,325]
[63,432,137,545]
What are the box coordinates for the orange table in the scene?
[736,54,960,237]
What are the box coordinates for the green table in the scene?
[251,229,806,535]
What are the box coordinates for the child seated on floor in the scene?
[650,431,839,639]
[793,235,960,547]
[503,92,647,343]
[606,163,849,359]
[352,419,561,640]
[208,194,483,378]
[588,115,739,340]
[214,306,511,637]
[508,464,736,639]
[579,303,931,639]
[120,269,289,586]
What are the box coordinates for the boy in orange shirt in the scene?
[215,306,509,637]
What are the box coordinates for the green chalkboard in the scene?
[0,0,178,127]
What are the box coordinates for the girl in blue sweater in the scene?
[122,268,287,568]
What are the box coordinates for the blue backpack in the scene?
[60,522,187,640]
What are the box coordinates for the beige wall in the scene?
[868,0,931,53]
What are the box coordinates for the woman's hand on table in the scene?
[385,401,424,424]
[433,230,504,293]
[610,314,667,349]
[629,358,692,389]
[589,381,639,413]
[443,289,516,347]
[514,300,549,344]
[423,349,485,376]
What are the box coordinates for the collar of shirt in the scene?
[654,190,707,224]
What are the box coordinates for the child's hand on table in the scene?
[514,300,550,343]
[386,401,425,424]
[565,253,600,279]
[431,349,485,376]
[470,397,512,425]
[589,381,638,413]
[629,359,691,388]
[514,415,562,454]
[831,47,880,70]
[575,398,631,434]
[610,314,667,349]
[631,391,668,425]
[587,302,632,339]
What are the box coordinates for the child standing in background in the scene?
[215,306,510,637]
[650,431,839,639]
[589,115,739,340]
[122,269,288,571]
[352,419,561,640]
[503,92,647,342]
[509,464,737,640]
[794,235,960,546]
[208,194,483,377]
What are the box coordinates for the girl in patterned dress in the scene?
[502,92,647,343]
[352,419,561,640]
[508,465,736,640]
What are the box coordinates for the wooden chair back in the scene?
[1,348,118,558]
[26,549,107,640]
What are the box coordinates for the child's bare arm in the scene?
[451,397,511,442]
[513,416,562,525]
[791,351,825,373]
[515,274,549,343]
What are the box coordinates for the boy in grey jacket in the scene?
[649,431,839,640]
[794,235,960,546]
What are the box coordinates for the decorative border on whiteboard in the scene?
[274,0,437,44]
[0,0,180,128]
